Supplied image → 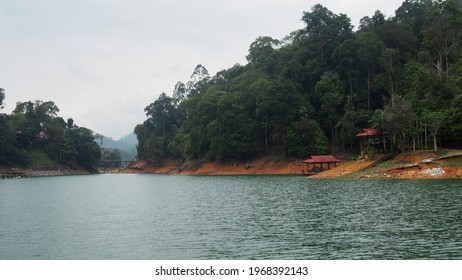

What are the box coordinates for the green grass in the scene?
[27,150,57,165]
[337,160,401,179]
[445,156,462,166]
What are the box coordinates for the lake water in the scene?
[1,174,461,260]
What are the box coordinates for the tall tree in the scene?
[423,110,447,151]
[381,96,416,151]
[356,31,385,112]
[359,10,387,31]
[301,4,353,61]
[246,36,280,75]
[381,48,401,107]
[187,64,210,97]
[252,78,273,150]
[0,88,5,109]
[422,0,462,78]
[137,93,181,162]
[172,81,187,106]
[332,39,361,97]
[315,71,345,139]
[395,0,434,40]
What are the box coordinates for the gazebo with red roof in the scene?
[356,128,386,157]
[303,155,341,175]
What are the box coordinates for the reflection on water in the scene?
[1,175,461,259]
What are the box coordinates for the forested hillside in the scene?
[99,134,137,161]
[0,95,101,168]
[137,0,461,163]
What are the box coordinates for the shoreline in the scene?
[4,150,462,179]
[1,164,93,179]
[124,156,307,176]
[123,151,462,179]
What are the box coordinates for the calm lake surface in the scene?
[1,174,461,260]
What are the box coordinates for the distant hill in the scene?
[118,133,138,147]
[99,133,137,161]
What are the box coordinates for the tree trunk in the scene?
[391,134,396,152]
[264,113,268,149]
[282,120,287,156]
[401,131,407,152]
[433,135,438,152]
[367,71,372,113]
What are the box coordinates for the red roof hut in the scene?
[303,155,341,175]
[356,128,386,157]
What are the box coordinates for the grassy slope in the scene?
[27,150,58,165]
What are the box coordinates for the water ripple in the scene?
[1,175,462,259]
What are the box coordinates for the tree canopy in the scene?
[133,0,462,162]
[0,91,101,167]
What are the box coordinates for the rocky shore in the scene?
[1,164,92,179]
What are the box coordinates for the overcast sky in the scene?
[1,0,405,139]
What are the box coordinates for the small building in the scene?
[303,155,341,175]
[356,128,386,157]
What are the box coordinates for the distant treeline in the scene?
[145,1,462,162]
[0,95,101,167]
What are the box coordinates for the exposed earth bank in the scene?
[308,150,462,179]
[125,156,306,176]
[124,150,462,179]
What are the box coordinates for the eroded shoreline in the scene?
[123,151,462,179]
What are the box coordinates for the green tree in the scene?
[301,4,353,61]
[380,48,401,106]
[376,22,419,57]
[246,36,280,74]
[356,31,385,112]
[100,148,122,168]
[395,0,434,40]
[207,93,256,160]
[252,78,273,150]
[297,4,354,91]
[359,10,387,31]
[67,127,101,166]
[337,106,369,149]
[423,110,447,151]
[136,93,181,162]
[449,92,462,140]
[332,39,361,97]
[381,96,416,151]
[172,81,187,106]
[422,0,462,78]
[315,71,345,139]
[0,114,28,165]
[287,113,329,157]
[132,1,462,162]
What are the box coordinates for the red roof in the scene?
[303,155,341,164]
[356,128,383,137]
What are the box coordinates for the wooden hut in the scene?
[303,155,341,175]
[356,128,386,157]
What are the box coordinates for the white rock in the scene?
[418,168,445,177]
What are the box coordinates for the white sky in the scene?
[0,0,405,139]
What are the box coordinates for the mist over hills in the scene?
[99,133,137,161]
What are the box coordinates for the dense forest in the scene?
[0,92,101,168]
[135,0,462,163]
